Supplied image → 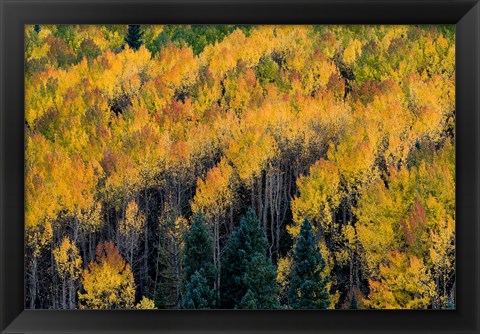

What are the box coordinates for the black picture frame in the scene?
[1,0,479,333]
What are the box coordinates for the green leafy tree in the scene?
[221,208,279,309]
[288,219,330,309]
[256,56,280,87]
[152,25,235,55]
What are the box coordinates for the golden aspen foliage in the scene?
[192,70,223,114]
[135,296,157,309]
[202,28,269,77]
[79,241,136,309]
[26,221,53,260]
[151,45,199,90]
[25,134,60,229]
[319,242,341,309]
[118,200,145,265]
[25,136,56,259]
[276,26,315,73]
[343,39,363,65]
[239,26,276,67]
[102,148,142,208]
[355,167,415,277]
[399,199,429,257]
[222,67,260,114]
[367,252,435,309]
[25,26,51,61]
[277,255,293,294]
[191,159,236,221]
[119,201,145,240]
[53,237,83,281]
[351,81,413,166]
[357,142,454,285]
[429,217,455,307]
[78,202,103,234]
[24,24,455,310]
[301,52,338,95]
[139,79,169,115]
[93,46,151,101]
[317,31,337,59]
[290,159,342,238]
[415,33,454,77]
[25,70,58,127]
[328,127,378,194]
[405,73,455,144]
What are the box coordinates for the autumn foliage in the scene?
[25,24,455,309]
[78,241,135,309]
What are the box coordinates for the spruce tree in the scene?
[221,208,279,309]
[242,253,279,308]
[181,212,216,309]
[349,294,358,309]
[238,289,257,309]
[125,25,144,50]
[181,268,215,309]
[183,212,215,280]
[288,218,330,309]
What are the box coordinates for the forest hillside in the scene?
[25,25,455,309]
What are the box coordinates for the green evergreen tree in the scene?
[242,253,279,308]
[288,219,330,309]
[349,294,358,309]
[238,289,257,309]
[125,25,144,50]
[181,268,216,309]
[181,212,215,309]
[221,208,279,309]
[183,212,215,280]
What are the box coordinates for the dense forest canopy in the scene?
[25,24,455,309]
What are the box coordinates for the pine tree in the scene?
[242,253,279,308]
[181,269,216,309]
[349,294,358,309]
[181,212,216,308]
[288,219,330,309]
[239,289,257,309]
[221,208,279,309]
[183,212,215,280]
[124,25,144,50]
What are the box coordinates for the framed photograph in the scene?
[1,0,479,333]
